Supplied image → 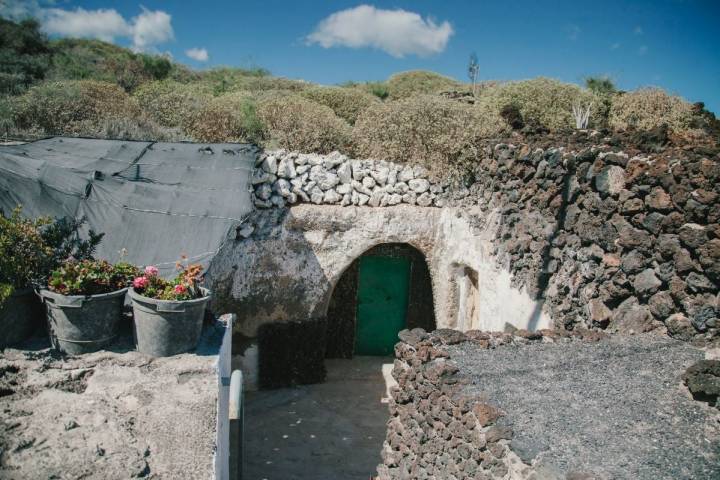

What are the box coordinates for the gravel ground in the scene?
[448,334,720,480]
[0,322,227,479]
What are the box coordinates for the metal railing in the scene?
[229,370,244,480]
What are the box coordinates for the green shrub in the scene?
[385,70,462,99]
[585,76,617,95]
[0,208,52,293]
[13,80,142,135]
[300,86,379,124]
[134,80,211,128]
[609,88,695,133]
[0,209,102,301]
[258,95,351,153]
[352,95,509,173]
[476,77,597,130]
[186,91,265,143]
[0,18,51,94]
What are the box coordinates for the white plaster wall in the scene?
[432,207,551,331]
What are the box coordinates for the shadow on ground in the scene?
[244,356,391,480]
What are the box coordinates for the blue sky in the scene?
[4,0,720,113]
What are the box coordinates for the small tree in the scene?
[585,76,616,95]
[468,53,480,97]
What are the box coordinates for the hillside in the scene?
[0,17,718,175]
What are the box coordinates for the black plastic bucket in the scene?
[129,287,211,357]
[40,288,127,355]
[0,288,42,349]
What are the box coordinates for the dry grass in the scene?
[133,80,211,128]
[609,88,695,133]
[475,77,597,130]
[257,95,351,153]
[300,86,379,124]
[385,71,463,100]
[352,94,509,173]
[12,80,143,135]
[185,91,264,143]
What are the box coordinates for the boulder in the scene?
[665,313,695,340]
[337,162,352,184]
[633,269,662,295]
[409,178,430,194]
[595,166,626,196]
[276,157,297,179]
[644,187,673,211]
[610,296,655,333]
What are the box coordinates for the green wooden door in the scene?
[355,256,410,355]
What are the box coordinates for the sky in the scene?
[3,0,719,113]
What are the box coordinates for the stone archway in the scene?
[325,243,436,358]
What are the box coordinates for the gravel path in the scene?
[448,334,720,480]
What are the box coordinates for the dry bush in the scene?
[300,86,379,124]
[476,77,597,131]
[74,116,185,142]
[133,80,211,128]
[352,95,509,172]
[609,88,695,133]
[13,80,142,134]
[257,95,351,153]
[185,91,264,143]
[385,71,462,99]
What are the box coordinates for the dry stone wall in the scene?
[239,138,719,343]
[378,327,607,480]
[463,142,719,342]
[251,150,448,208]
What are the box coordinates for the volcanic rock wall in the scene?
[464,141,719,342]
[219,139,719,343]
[377,327,607,480]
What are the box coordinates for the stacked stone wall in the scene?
[247,141,719,342]
[378,327,606,480]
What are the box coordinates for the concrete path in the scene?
[244,356,392,480]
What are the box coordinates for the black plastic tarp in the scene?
[0,137,255,277]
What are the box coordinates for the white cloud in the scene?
[131,7,174,51]
[1,3,174,51]
[306,5,453,57]
[42,7,131,43]
[610,42,621,50]
[185,47,209,62]
[638,45,648,55]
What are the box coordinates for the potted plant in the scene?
[39,259,138,354]
[0,207,105,349]
[0,209,50,348]
[129,260,211,357]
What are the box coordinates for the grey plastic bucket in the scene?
[129,287,211,357]
[40,288,127,355]
[0,288,42,349]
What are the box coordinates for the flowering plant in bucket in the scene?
[48,259,139,296]
[132,261,205,301]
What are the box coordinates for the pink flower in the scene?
[173,284,187,294]
[144,265,159,276]
[133,276,149,289]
